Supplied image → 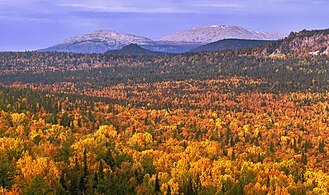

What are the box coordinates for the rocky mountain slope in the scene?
[265,29,329,56]
[190,39,275,52]
[160,25,285,43]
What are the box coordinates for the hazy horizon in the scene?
[0,0,328,51]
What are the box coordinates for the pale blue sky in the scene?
[0,0,328,51]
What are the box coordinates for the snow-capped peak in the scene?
[207,25,229,29]
[60,30,153,45]
[43,29,155,53]
[159,25,286,43]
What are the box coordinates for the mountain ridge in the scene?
[40,25,285,54]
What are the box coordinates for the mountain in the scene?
[40,30,200,54]
[190,39,275,52]
[40,25,285,54]
[265,29,329,56]
[160,25,285,43]
[105,44,166,55]
[40,30,153,53]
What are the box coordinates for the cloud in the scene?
[56,1,248,14]
[195,3,243,9]
[0,15,54,23]
[57,3,191,14]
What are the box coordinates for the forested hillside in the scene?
[191,39,274,52]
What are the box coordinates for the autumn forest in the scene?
[1,44,329,195]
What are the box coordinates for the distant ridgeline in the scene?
[103,29,329,56]
[105,44,167,56]
[190,39,275,52]
[39,25,285,54]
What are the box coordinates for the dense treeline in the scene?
[1,51,329,93]
[0,51,161,74]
